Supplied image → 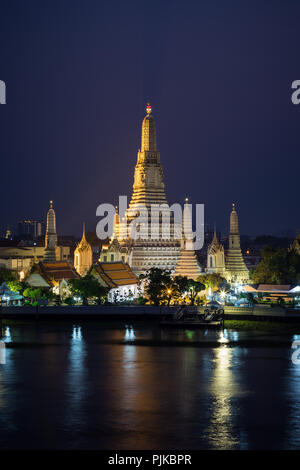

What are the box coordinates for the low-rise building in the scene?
[90,262,139,302]
[26,261,79,299]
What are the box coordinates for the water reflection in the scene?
[124,326,135,342]
[65,326,87,428]
[285,346,300,449]
[206,346,240,449]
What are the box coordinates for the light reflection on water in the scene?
[0,322,299,449]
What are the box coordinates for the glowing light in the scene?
[124,326,135,341]
[19,270,25,281]
[218,330,229,344]
[146,102,152,114]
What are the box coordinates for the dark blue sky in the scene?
[0,0,299,237]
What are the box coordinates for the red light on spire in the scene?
[146,102,152,114]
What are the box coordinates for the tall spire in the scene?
[230,203,239,234]
[128,102,167,210]
[74,222,93,276]
[44,200,57,262]
[225,203,249,284]
[173,198,202,280]
[141,102,157,152]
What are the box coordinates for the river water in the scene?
[0,321,300,450]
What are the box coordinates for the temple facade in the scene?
[225,204,249,284]
[102,103,180,275]
[74,224,93,276]
[44,201,57,262]
[173,199,202,280]
[206,226,226,276]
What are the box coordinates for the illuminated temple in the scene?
[224,203,249,284]
[173,199,202,280]
[100,103,181,275]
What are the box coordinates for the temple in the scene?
[44,201,57,262]
[74,223,93,276]
[225,203,249,284]
[101,103,180,275]
[173,199,202,280]
[206,226,225,276]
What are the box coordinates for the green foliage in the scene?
[252,246,300,284]
[6,280,23,292]
[23,288,42,301]
[197,273,226,290]
[0,268,16,284]
[64,296,75,306]
[140,268,172,305]
[140,269,206,306]
[69,275,108,305]
[172,276,205,305]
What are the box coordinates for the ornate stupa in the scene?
[173,199,202,280]
[206,226,225,276]
[74,223,93,276]
[44,200,57,262]
[108,103,180,274]
[225,203,249,284]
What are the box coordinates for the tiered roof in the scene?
[91,262,138,288]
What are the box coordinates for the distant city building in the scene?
[74,224,93,276]
[5,228,12,240]
[18,220,44,239]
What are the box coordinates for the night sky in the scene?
[1,0,300,238]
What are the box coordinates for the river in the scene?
[0,321,299,449]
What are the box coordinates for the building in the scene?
[99,208,129,264]
[90,262,139,302]
[26,261,79,299]
[101,103,180,275]
[74,224,93,276]
[0,282,23,306]
[0,239,70,280]
[44,201,57,262]
[173,199,202,280]
[206,226,226,276]
[18,220,44,240]
[225,204,249,284]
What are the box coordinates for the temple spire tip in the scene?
[146,102,152,114]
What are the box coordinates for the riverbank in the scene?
[1,304,300,322]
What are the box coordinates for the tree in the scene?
[140,268,172,305]
[7,280,23,292]
[0,268,16,284]
[23,288,42,303]
[252,246,300,285]
[69,275,108,305]
[198,273,226,290]
[183,278,205,305]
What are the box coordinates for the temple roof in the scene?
[208,227,224,254]
[91,262,138,288]
[29,261,79,286]
[75,223,92,254]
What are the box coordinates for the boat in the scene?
[160,306,224,329]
